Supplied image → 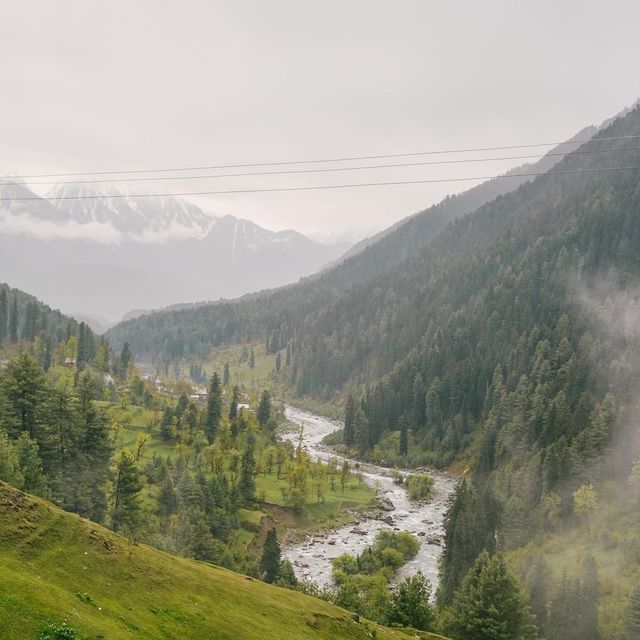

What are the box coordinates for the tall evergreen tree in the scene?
[119,342,132,377]
[411,372,425,430]
[77,373,113,522]
[438,480,499,605]
[77,322,87,366]
[0,353,46,440]
[205,373,222,443]
[14,432,48,496]
[111,450,142,533]
[160,406,174,441]
[239,440,256,504]
[260,527,281,584]
[9,293,18,343]
[448,552,538,640]
[0,289,8,343]
[344,395,356,446]
[399,419,408,457]
[229,385,240,421]
[257,390,271,427]
[389,571,434,631]
[223,362,230,386]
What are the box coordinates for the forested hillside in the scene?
[106,126,600,362]
[105,104,640,637]
[0,283,84,351]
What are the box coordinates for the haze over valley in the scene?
[1,3,640,640]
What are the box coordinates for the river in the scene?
[282,405,457,591]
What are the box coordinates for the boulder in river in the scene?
[350,528,367,535]
[376,496,395,512]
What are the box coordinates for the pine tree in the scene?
[0,289,8,343]
[257,390,271,427]
[411,372,425,430]
[229,385,240,420]
[249,348,255,369]
[0,430,23,487]
[160,406,174,441]
[260,527,281,584]
[438,480,499,605]
[449,552,538,640]
[9,293,18,343]
[0,353,46,440]
[389,571,434,630]
[15,432,48,497]
[42,335,52,372]
[275,351,282,373]
[344,395,355,446]
[111,450,142,533]
[77,322,86,366]
[22,302,37,342]
[119,342,132,377]
[77,373,112,522]
[223,362,230,386]
[399,419,408,457]
[205,373,222,443]
[239,440,256,504]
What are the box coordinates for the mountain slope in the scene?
[0,482,445,640]
[47,182,214,241]
[105,122,604,359]
[0,281,79,347]
[0,184,349,320]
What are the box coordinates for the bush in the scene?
[38,623,83,640]
[407,474,434,501]
[373,530,419,561]
[380,547,405,569]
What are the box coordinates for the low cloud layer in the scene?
[0,210,123,244]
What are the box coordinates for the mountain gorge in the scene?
[106,105,640,633]
[0,182,349,322]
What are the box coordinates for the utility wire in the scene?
[5,145,640,188]
[6,134,640,179]
[2,164,640,202]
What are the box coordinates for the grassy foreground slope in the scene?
[0,483,446,640]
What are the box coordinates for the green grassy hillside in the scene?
[0,483,447,640]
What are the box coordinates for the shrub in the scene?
[407,474,434,501]
[38,623,83,640]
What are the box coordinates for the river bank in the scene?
[282,406,457,590]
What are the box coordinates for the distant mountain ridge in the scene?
[0,183,350,320]
[107,117,610,358]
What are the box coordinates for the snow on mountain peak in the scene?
[45,183,214,242]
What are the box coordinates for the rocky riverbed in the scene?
[282,406,457,590]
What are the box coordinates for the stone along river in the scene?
[283,406,457,590]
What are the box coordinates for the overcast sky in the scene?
[2,1,640,240]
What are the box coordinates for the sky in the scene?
[2,0,640,241]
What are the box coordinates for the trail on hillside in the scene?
[282,406,457,590]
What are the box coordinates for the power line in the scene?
[6,134,640,179]
[5,145,640,188]
[2,163,640,202]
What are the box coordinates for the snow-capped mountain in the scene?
[0,181,351,321]
[46,183,214,241]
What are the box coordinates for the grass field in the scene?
[101,399,376,553]
[0,482,448,640]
